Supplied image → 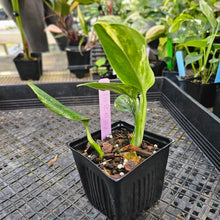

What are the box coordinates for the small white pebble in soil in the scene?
[154,144,158,148]
[88,155,92,158]
[103,162,106,165]
[107,134,113,138]
[117,164,124,169]
[115,144,119,147]
[153,151,157,154]
[123,159,128,165]
[119,172,125,176]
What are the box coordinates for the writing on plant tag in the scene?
[99,78,111,140]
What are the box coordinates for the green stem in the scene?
[83,121,104,159]
[185,46,197,76]
[203,22,220,74]
[11,0,31,59]
[130,91,147,147]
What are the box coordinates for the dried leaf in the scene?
[103,168,121,178]
[102,142,113,153]
[123,152,139,172]
[124,151,139,162]
[124,159,139,172]
[44,24,63,33]
[122,145,153,157]
[48,155,58,167]
[84,142,91,153]
[142,140,153,150]
[117,139,125,146]
[128,133,133,138]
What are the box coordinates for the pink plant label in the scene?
[147,46,150,57]
[99,78,111,140]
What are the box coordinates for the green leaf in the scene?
[169,14,194,33]
[185,53,203,67]
[145,25,166,43]
[213,43,220,50]
[54,0,70,16]
[28,83,89,121]
[114,95,136,117]
[209,58,220,64]
[78,82,139,99]
[77,0,100,4]
[93,22,155,93]
[96,15,123,24]
[200,0,217,29]
[179,39,208,48]
[95,57,106,67]
[77,5,88,35]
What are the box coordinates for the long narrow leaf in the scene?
[77,5,88,35]
[28,83,89,121]
[77,0,100,4]
[200,0,217,29]
[78,82,139,99]
[179,39,208,48]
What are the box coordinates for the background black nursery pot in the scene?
[11,0,43,80]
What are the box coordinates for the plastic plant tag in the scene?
[214,62,220,83]
[147,46,150,57]
[99,78,111,140]
[176,50,186,77]
[167,39,173,70]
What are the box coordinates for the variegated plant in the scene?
[28,21,155,157]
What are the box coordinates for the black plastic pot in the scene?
[13,53,42,80]
[150,59,166,76]
[184,78,216,108]
[66,46,91,78]
[213,83,220,117]
[163,70,180,86]
[69,120,173,220]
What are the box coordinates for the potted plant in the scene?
[11,0,42,80]
[176,0,220,107]
[44,0,99,78]
[28,21,173,219]
[143,0,214,80]
[90,56,116,79]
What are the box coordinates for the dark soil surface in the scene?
[81,128,159,178]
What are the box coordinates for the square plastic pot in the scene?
[163,71,180,87]
[66,46,91,78]
[68,120,174,220]
[184,78,216,107]
[13,53,42,80]
[173,76,216,108]
[149,59,166,76]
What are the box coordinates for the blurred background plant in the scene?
[44,0,100,50]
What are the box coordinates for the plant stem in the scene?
[185,46,197,76]
[11,0,31,59]
[203,22,220,79]
[83,121,104,159]
[130,91,147,147]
